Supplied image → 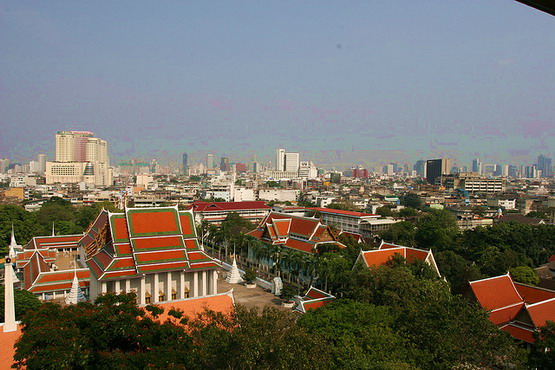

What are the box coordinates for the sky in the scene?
[1,1,554,169]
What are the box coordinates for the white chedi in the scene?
[226,256,243,284]
[65,272,86,305]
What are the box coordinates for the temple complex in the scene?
[81,206,220,304]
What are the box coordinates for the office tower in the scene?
[472,158,482,174]
[206,153,214,169]
[0,158,9,173]
[46,131,112,186]
[220,157,230,172]
[426,158,451,185]
[414,160,427,178]
[383,164,394,175]
[494,165,503,177]
[284,152,300,172]
[537,155,553,177]
[508,165,518,178]
[276,148,286,171]
[37,154,47,174]
[182,153,188,174]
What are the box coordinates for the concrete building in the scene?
[426,158,451,185]
[46,131,112,186]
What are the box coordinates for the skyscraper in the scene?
[46,131,112,186]
[537,155,553,177]
[414,160,427,178]
[37,154,47,174]
[472,158,482,174]
[276,148,285,171]
[182,153,188,174]
[426,158,451,185]
[284,152,300,172]
[220,157,230,172]
[206,153,214,169]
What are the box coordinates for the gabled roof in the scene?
[469,274,523,311]
[514,282,555,304]
[525,298,555,328]
[25,234,82,251]
[247,212,345,254]
[83,206,219,280]
[309,207,378,218]
[296,287,335,314]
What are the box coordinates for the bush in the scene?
[280,284,297,302]
[243,268,257,284]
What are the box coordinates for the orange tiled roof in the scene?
[526,298,555,327]
[0,326,22,369]
[469,275,523,311]
[514,283,555,304]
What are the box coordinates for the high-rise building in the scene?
[37,154,47,174]
[182,153,188,174]
[46,131,112,186]
[220,157,230,172]
[537,155,553,177]
[206,153,214,169]
[284,152,300,172]
[426,158,451,185]
[472,158,482,174]
[276,148,286,171]
[414,160,427,178]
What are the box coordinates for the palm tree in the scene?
[289,251,305,285]
[280,249,292,282]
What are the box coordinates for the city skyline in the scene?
[1,2,554,166]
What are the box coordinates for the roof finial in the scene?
[52,222,55,236]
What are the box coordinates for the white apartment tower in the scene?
[276,148,286,171]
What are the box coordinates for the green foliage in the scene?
[298,300,420,368]
[14,293,196,369]
[510,266,539,286]
[379,221,416,246]
[398,206,418,218]
[415,209,459,251]
[400,193,422,209]
[529,321,555,368]
[266,181,280,188]
[376,206,395,217]
[242,267,257,284]
[0,286,42,322]
[280,284,296,302]
[435,251,483,294]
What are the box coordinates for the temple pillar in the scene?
[166,272,172,301]
[179,271,185,299]
[212,270,218,295]
[101,282,107,294]
[193,271,198,297]
[140,276,146,305]
[153,273,160,303]
[125,279,131,294]
[201,270,207,296]
[115,280,121,293]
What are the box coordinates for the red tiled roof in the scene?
[469,275,523,311]
[33,235,82,248]
[128,209,180,235]
[310,207,378,218]
[284,239,315,253]
[362,248,403,267]
[135,250,187,264]
[0,326,22,369]
[488,303,525,325]
[305,287,327,300]
[301,299,333,311]
[514,283,555,304]
[192,201,270,213]
[501,324,535,344]
[405,248,429,262]
[526,298,555,327]
[132,236,184,251]
[548,254,555,263]
[113,216,129,241]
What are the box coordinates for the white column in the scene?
[179,271,185,299]
[125,279,131,294]
[153,273,159,303]
[3,260,17,332]
[140,276,146,305]
[166,272,172,301]
[193,271,199,297]
[115,280,121,294]
[201,270,207,296]
[212,270,218,295]
[101,282,107,294]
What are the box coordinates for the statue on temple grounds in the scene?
[271,276,282,296]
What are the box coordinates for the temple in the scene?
[354,241,441,277]
[81,206,220,304]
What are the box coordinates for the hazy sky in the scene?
[1,1,554,168]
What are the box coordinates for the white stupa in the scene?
[226,255,243,284]
[8,225,20,284]
[65,271,86,305]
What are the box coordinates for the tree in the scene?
[379,221,417,247]
[415,209,459,251]
[401,193,422,209]
[14,293,196,369]
[510,266,539,286]
[298,300,420,368]
[376,206,395,217]
[435,250,483,294]
[0,286,41,322]
[327,201,361,212]
[529,321,555,369]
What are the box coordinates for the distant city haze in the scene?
[1,1,554,168]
